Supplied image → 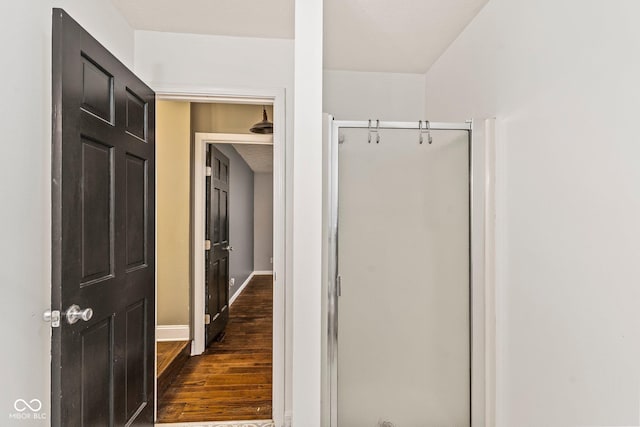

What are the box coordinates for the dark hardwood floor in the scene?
[158,275,273,423]
[157,340,190,399]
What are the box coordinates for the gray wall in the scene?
[214,144,254,300]
[254,173,274,271]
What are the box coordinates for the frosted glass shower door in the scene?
[337,128,470,427]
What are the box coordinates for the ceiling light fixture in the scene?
[250,106,273,134]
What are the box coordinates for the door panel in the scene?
[218,257,229,314]
[52,9,155,427]
[337,128,470,426]
[214,188,220,242]
[125,89,148,141]
[125,154,148,270]
[205,146,230,346]
[125,299,147,419]
[80,54,114,123]
[80,317,114,427]
[210,260,221,327]
[80,138,114,284]
[220,190,228,242]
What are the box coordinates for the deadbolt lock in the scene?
[43,309,61,328]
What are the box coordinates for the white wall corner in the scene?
[292,0,324,425]
[156,324,190,342]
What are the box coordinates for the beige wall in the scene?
[157,100,191,325]
[192,103,274,134]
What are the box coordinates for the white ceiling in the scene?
[112,0,488,73]
[233,144,273,174]
[324,0,488,73]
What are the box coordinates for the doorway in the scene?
[154,97,285,425]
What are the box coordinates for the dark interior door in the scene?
[205,146,230,346]
[51,9,155,427]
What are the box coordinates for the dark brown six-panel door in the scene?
[205,146,230,346]
[51,9,155,427]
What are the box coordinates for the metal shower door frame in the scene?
[325,118,481,427]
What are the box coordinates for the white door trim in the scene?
[193,131,274,356]
[195,132,274,145]
[155,86,287,427]
[482,118,497,427]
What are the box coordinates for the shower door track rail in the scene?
[334,120,472,131]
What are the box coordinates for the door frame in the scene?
[322,117,497,427]
[194,130,274,353]
[155,87,287,426]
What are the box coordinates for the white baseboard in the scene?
[156,324,190,342]
[253,270,273,276]
[230,272,255,306]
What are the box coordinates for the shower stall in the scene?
[324,117,489,427]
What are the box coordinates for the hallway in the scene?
[158,275,273,423]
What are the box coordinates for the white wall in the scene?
[134,30,296,422]
[323,70,425,120]
[134,31,294,94]
[425,1,640,425]
[0,1,134,424]
[293,0,323,425]
[254,173,274,272]
[55,1,134,67]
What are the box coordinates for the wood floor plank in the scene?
[157,340,190,377]
[158,275,273,423]
[157,340,191,398]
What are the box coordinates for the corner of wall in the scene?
[423,70,429,118]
